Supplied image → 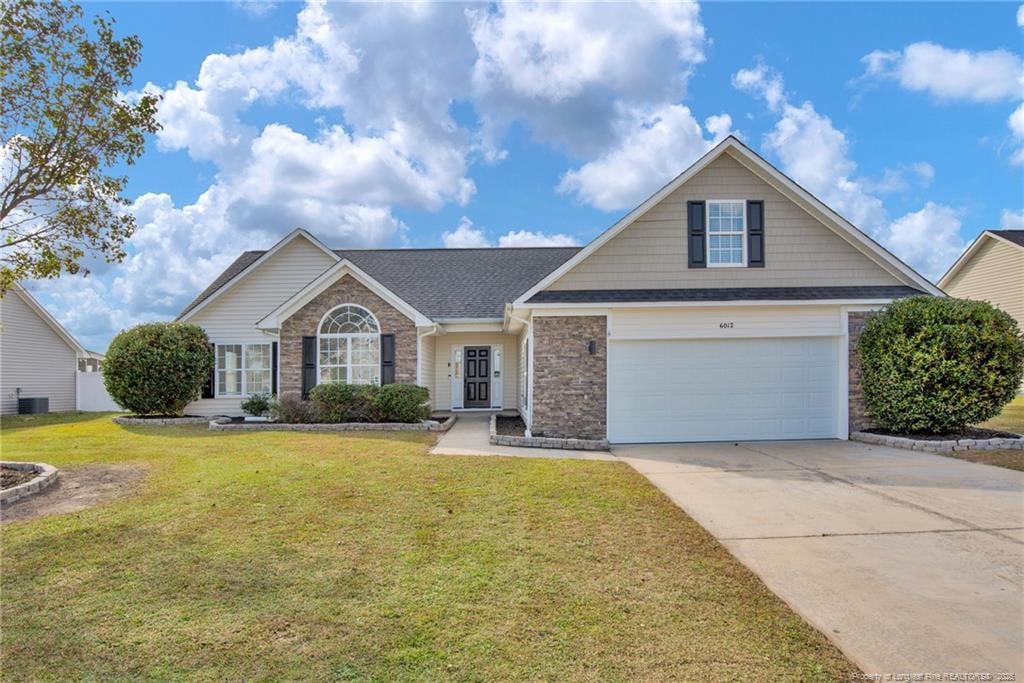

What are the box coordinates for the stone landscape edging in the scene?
[113,416,211,426]
[1,461,59,504]
[489,414,610,451]
[208,414,457,433]
[850,430,1024,453]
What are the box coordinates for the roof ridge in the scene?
[333,246,582,253]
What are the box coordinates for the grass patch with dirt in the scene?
[1,412,854,681]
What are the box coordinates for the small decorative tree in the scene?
[103,322,213,416]
[858,296,1024,434]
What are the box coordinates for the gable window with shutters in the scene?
[216,343,273,397]
[317,304,381,385]
[706,200,746,267]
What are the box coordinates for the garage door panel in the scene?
[608,338,839,443]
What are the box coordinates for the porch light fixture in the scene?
[587,340,597,355]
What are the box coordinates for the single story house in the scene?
[177,136,940,443]
[939,229,1024,391]
[0,284,104,414]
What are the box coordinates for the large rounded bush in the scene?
[858,296,1024,434]
[103,323,213,416]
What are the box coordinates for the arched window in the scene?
[318,304,381,385]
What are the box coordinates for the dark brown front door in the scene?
[464,346,490,408]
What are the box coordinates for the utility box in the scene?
[17,397,49,414]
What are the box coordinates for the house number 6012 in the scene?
[719,322,734,329]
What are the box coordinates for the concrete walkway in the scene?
[430,413,616,460]
[614,440,1024,677]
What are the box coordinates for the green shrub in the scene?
[858,296,1024,434]
[372,384,430,423]
[241,393,272,417]
[103,323,213,416]
[268,394,315,423]
[308,383,376,423]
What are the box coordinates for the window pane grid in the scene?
[706,200,745,266]
[318,305,381,386]
[217,343,273,397]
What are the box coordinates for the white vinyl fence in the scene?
[76,371,121,412]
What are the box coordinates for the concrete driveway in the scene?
[613,440,1024,677]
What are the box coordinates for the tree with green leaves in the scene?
[0,0,159,292]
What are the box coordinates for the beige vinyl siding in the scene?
[185,236,337,415]
[549,151,902,291]
[419,333,437,408]
[433,332,519,410]
[0,291,78,415]
[943,238,1024,324]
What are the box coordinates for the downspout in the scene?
[416,323,442,394]
[505,305,533,436]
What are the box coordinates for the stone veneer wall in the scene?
[847,311,878,433]
[279,274,417,397]
[531,316,607,440]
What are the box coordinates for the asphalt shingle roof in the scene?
[526,285,928,304]
[989,230,1024,248]
[178,247,581,320]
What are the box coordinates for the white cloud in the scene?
[497,230,578,247]
[860,41,1024,165]
[442,217,491,248]
[862,42,1023,102]
[469,1,706,157]
[884,203,966,281]
[1018,4,1024,27]
[558,105,732,211]
[1001,208,1024,228]
[231,0,277,17]
[864,161,935,194]
[734,62,965,281]
[442,217,578,248]
[732,64,785,112]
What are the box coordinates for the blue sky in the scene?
[29,1,1024,350]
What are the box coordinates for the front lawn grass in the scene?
[1,413,854,681]
[972,395,1024,471]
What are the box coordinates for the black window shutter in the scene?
[380,334,395,385]
[747,200,765,268]
[201,344,215,398]
[271,341,279,395]
[687,201,706,268]
[301,336,317,399]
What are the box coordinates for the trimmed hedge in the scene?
[858,296,1024,434]
[103,323,213,416]
[297,383,431,424]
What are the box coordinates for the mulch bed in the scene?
[2,466,37,490]
[864,426,1021,441]
[495,415,526,437]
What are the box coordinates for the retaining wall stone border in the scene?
[489,414,609,451]
[851,431,1024,453]
[113,416,211,426]
[1,461,59,504]
[208,414,457,433]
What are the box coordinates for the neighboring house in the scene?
[0,285,103,414]
[939,229,1024,391]
[178,136,940,443]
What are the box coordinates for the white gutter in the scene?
[505,305,534,434]
[416,323,443,387]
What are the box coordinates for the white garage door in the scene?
[608,337,840,443]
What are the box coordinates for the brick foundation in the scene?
[531,316,607,440]
[279,275,417,397]
[847,311,877,433]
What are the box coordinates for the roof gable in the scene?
[178,229,339,321]
[257,259,432,329]
[6,286,87,355]
[515,136,942,303]
[939,229,1024,289]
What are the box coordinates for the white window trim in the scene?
[315,304,382,387]
[706,199,747,268]
[215,342,272,398]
